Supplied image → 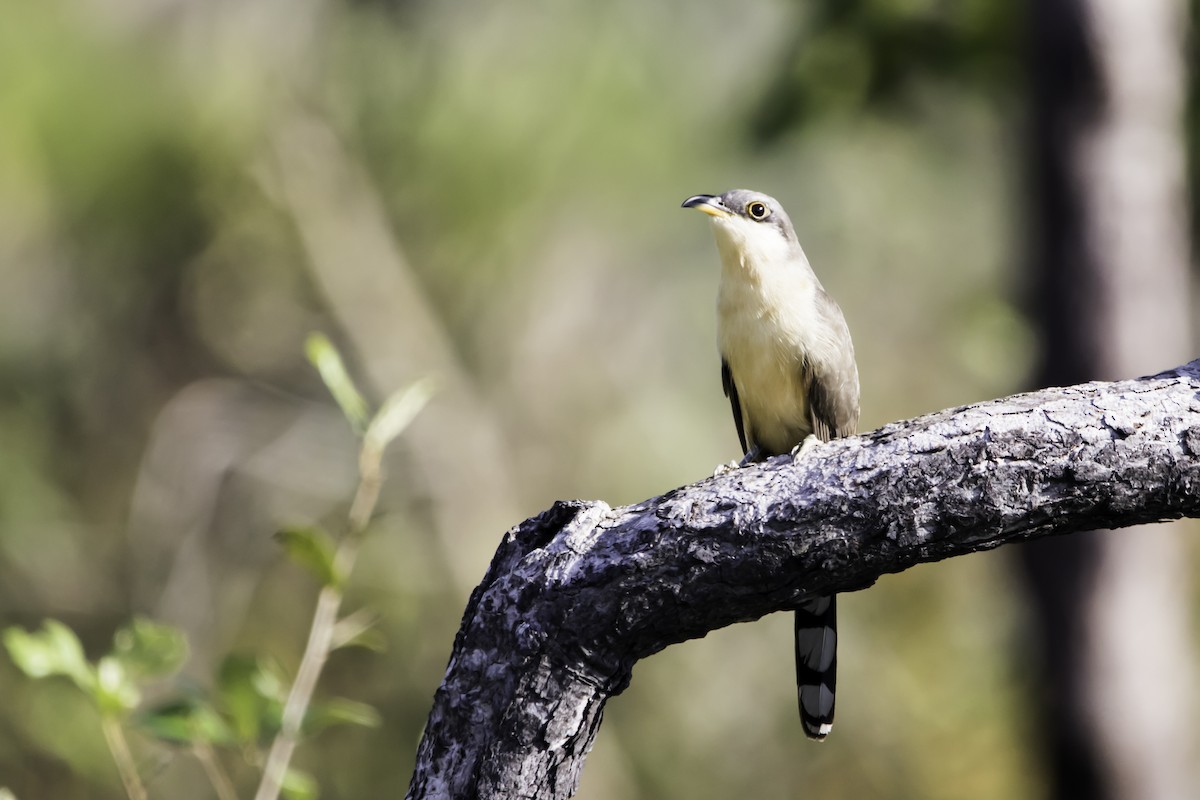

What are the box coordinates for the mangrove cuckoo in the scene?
[683,189,860,740]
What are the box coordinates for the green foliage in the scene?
[276,525,342,588]
[1,335,414,798]
[304,698,383,735]
[4,617,188,719]
[749,0,1020,142]
[216,654,288,745]
[112,618,189,682]
[4,621,94,693]
[364,378,437,456]
[93,657,140,716]
[305,333,370,435]
[4,619,169,715]
[4,615,384,792]
[138,696,236,746]
[331,610,387,653]
[281,768,318,800]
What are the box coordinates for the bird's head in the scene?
[682,189,802,271]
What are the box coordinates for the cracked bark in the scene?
[406,362,1200,800]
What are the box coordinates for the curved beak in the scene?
[682,194,732,218]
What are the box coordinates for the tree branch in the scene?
[407,362,1200,800]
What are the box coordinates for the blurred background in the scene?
[1,0,1197,797]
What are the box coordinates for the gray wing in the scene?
[804,291,860,442]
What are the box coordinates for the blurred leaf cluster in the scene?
[4,335,419,799]
[5,618,377,800]
[6,619,183,715]
[749,0,1020,143]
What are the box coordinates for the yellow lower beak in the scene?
[682,194,733,218]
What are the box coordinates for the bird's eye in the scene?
[746,201,769,220]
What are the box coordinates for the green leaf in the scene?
[305,332,369,434]
[3,620,95,693]
[331,610,386,653]
[337,627,386,652]
[112,617,188,680]
[304,698,382,735]
[216,655,286,743]
[249,657,290,704]
[275,525,340,587]
[281,767,319,800]
[94,656,141,715]
[363,377,435,453]
[138,696,235,745]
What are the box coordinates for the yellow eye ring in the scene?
[746,201,769,220]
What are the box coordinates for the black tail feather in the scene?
[795,594,837,740]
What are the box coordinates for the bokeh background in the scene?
[1,0,1197,798]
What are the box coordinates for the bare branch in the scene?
[407,362,1200,800]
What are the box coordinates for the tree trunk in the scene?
[408,363,1200,799]
[1023,1,1194,797]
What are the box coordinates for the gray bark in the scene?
[407,362,1200,800]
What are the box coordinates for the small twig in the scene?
[101,716,148,800]
[193,740,239,800]
[253,442,385,800]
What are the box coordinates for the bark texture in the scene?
[407,363,1200,800]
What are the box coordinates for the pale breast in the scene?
[717,271,820,455]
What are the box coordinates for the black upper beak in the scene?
[682,194,717,209]
[681,194,731,218]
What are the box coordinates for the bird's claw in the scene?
[740,446,764,465]
[790,435,822,459]
[713,445,766,476]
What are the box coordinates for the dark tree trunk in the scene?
[1022,1,1193,798]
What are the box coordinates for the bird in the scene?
[682,189,860,740]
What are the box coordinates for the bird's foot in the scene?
[740,446,765,466]
[790,435,822,459]
[712,460,740,477]
[713,446,766,476]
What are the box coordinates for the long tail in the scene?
[795,594,837,740]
